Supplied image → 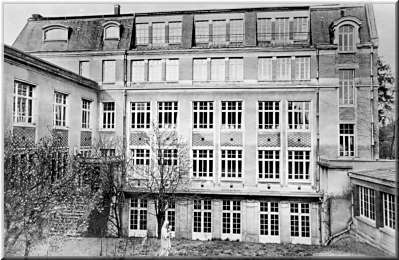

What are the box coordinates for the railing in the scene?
[257,32,310,46]
[194,34,245,47]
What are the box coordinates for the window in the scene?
[13,81,34,124]
[102,102,115,129]
[276,57,291,80]
[158,101,178,129]
[260,202,279,236]
[339,70,354,105]
[359,186,375,221]
[81,99,91,129]
[290,203,310,238]
[193,200,212,233]
[230,19,244,43]
[152,22,165,45]
[221,101,242,129]
[258,150,280,180]
[44,28,68,41]
[258,101,279,130]
[104,25,119,39]
[294,17,308,40]
[100,148,115,157]
[102,60,116,83]
[193,58,208,81]
[79,61,90,78]
[210,58,225,81]
[288,151,310,180]
[54,92,67,127]
[50,150,69,181]
[193,101,214,129]
[168,22,182,43]
[275,18,290,43]
[131,60,145,82]
[193,150,213,178]
[158,149,178,166]
[131,149,150,165]
[258,57,273,81]
[383,192,395,229]
[229,58,243,81]
[338,25,354,52]
[130,198,147,231]
[166,200,176,232]
[222,200,241,235]
[221,149,242,178]
[131,102,150,129]
[339,124,355,157]
[295,57,310,80]
[136,23,149,45]
[288,101,310,130]
[148,59,162,82]
[212,20,226,43]
[195,21,209,43]
[166,59,179,82]
[257,18,272,42]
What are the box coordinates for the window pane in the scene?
[103,60,116,83]
[105,26,119,39]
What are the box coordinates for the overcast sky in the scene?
[2,1,396,71]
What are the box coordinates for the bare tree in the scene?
[127,122,191,238]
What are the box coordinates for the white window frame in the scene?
[53,92,67,128]
[79,60,90,78]
[193,58,208,81]
[43,27,68,42]
[131,102,151,129]
[288,101,310,130]
[220,149,242,179]
[212,20,226,44]
[136,23,149,45]
[229,19,244,43]
[290,203,311,244]
[287,150,311,182]
[258,57,273,81]
[258,149,280,181]
[81,99,91,129]
[276,57,291,80]
[158,101,178,129]
[193,101,214,129]
[102,60,116,83]
[210,58,225,81]
[168,21,182,44]
[166,59,179,82]
[221,200,241,241]
[339,123,355,157]
[13,81,34,125]
[294,17,309,41]
[131,60,145,83]
[102,102,115,130]
[129,198,148,237]
[158,148,178,166]
[382,192,396,230]
[228,58,243,81]
[148,59,163,82]
[259,201,280,243]
[192,149,214,178]
[131,148,150,166]
[104,25,120,40]
[275,18,290,43]
[195,20,209,44]
[338,24,355,52]
[359,186,376,221]
[339,69,355,106]
[295,57,310,80]
[152,22,166,45]
[258,101,280,130]
[193,199,212,240]
[257,18,272,42]
[221,101,242,130]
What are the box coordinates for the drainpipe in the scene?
[370,46,375,159]
[122,50,128,185]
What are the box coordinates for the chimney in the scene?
[114,4,120,15]
[29,14,43,21]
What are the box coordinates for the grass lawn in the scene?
[8,233,389,257]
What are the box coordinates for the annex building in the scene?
[8,3,396,247]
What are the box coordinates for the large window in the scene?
[222,200,241,235]
[275,18,290,43]
[221,149,242,178]
[54,92,67,127]
[288,101,310,130]
[102,60,116,83]
[339,124,355,157]
[166,200,176,232]
[100,148,115,157]
[193,101,214,129]
[212,20,226,43]
[104,25,119,39]
[131,60,145,82]
[131,102,150,129]
[193,200,212,234]
[294,17,309,40]
[258,150,280,180]
[288,150,310,180]
[383,192,396,230]
[339,69,354,105]
[258,57,273,81]
[195,21,209,43]
[221,101,242,129]
[158,101,178,129]
[131,149,150,166]
[258,101,279,130]
[295,57,310,80]
[102,102,115,129]
[210,58,225,81]
[13,81,34,124]
[260,202,279,236]
[148,59,162,82]
[338,25,355,52]
[79,61,90,78]
[192,149,213,178]
[136,23,149,45]
[228,58,243,81]
[359,186,375,221]
[257,18,272,42]
[290,203,310,238]
[166,59,179,82]
[193,58,208,81]
[81,99,91,129]
[229,19,244,43]
[168,22,182,44]
[158,149,178,166]
[130,198,147,231]
[152,22,165,45]
[276,57,291,80]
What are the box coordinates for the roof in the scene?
[348,167,397,188]
[12,4,378,53]
[4,44,99,90]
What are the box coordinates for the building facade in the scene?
[11,3,393,246]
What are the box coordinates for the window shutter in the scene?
[375,191,384,228]
[162,60,166,81]
[225,58,229,81]
[353,185,359,216]
[165,23,169,43]
[144,60,149,81]
[209,22,213,43]
[289,20,294,40]
[272,59,277,80]
[291,58,296,80]
[148,24,153,44]
[271,21,276,40]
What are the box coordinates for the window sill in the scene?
[339,104,355,108]
[337,51,357,54]
[99,129,115,132]
[191,177,215,181]
[220,128,242,131]
[220,178,243,182]
[80,128,92,132]
[356,215,376,228]
[43,39,68,43]
[104,38,120,41]
[287,129,311,132]
[258,129,280,132]
[287,180,312,185]
[13,123,36,128]
[258,179,280,184]
[379,226,395,236]
[53,126,69,131]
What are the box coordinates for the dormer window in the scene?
[103,21,121,40]
[43,25,68,41]
[331,17,361,53]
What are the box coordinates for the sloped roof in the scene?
[349,167,396,188]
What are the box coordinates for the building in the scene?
[10,3,395,246]
[349,167,396,254]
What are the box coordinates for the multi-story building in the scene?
[11,3,395,246]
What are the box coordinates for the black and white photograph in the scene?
[1,1,397,257]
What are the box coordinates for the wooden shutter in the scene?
[353,185,360,216]
[271,21,276,40]
[289,20,294,40]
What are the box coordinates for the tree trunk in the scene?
[390,123,396,159]
[24,234,31,256]
[156,214,165,239]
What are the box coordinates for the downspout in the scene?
[122,49,128,184]
[316,48,323,245]
[370,45,375,159]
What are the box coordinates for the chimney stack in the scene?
[114,4,120,15]
[29,14,43,21]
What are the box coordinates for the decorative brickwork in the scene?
[220,132,242,146]
[339,107,355,121]
[52,129,69,147]
[130,131,149,146]
[80,131,92,147]
[287,132,311,147]
[192,132,213,146]
[12,126,35,146]
[258,132,280,147]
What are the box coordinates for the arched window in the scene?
[105,26,120,39]
[43,26,68,41]
[338,24,354,52]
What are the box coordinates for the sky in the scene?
[1,1,396,71]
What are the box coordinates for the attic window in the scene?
[103,21,121,40]
[331,16,361,53]
[43,25,68,41]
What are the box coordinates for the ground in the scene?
[8,234,389,257]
